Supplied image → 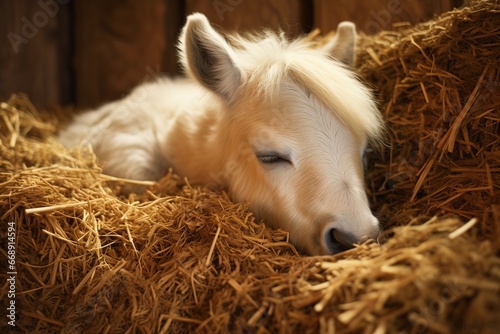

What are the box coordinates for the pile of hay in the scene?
[1,1,499,333]
[357,0,500,240]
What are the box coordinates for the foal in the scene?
[60,13,384,255]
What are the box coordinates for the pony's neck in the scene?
[164,95,231,186]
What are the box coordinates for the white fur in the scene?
[59,13,384,255]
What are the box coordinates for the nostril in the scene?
[323,228,354,254]
[332,229,355,248]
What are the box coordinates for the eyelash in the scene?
[257,154,291,165]
[258,155,282,164]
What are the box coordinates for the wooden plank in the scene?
[313,0,456,34]
[185,0,312,35]
[0,0,71,107]
[162,0,184,76]
[74,0,167,109]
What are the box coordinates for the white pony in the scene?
[59,13,384,255]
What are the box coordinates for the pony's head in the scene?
[179,13,384,255]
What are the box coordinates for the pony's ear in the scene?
[179,13,242,101]
[321,21,357,67]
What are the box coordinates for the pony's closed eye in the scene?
[256,152,292,166]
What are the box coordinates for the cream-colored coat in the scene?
[60,13,384,255]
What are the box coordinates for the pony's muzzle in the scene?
[322,223,380,254]
[323,228,355,254]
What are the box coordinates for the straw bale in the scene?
[357,0,500,239]
[1,1,500,333]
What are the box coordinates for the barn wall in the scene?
[314,0,460,34]
[0,0,72,106]
[185,0,313,34]
[1,0,464,109]
[73,0,168,108]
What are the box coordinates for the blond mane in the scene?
[228,32,384,143]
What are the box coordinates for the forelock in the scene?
[229,31,384,143]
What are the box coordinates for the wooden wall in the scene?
[314,0,459,33]
[1,0,464,109]
[1,0,72,106]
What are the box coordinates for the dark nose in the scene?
[323,228,355,254]
[323,228,378,254]
[332,229,358,247]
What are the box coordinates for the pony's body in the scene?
[60,13,384,255]
[61,78,223,184]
